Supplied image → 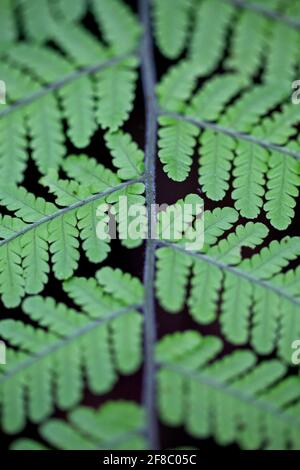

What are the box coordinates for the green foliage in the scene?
[157,331,300,450]
[1,0,300,453]
[12,401,146,450]
[0,269,143,433]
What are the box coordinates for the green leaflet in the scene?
[158,116,199,182]
[199,130,235,201]
[188,0,234,75]
[0,272,143,433]
[105,131,145,179]
[96,58,138,131]
[152,0,193,59]
[0,163,145,307]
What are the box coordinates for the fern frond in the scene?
[96,266,144,306]
[50,21,108,66]
[156,247,192,313]
[18,0,55,43]
[157,60,199,112]
[187,74,247,121]
[231,140,268,218]
[0,0,17,44]
[264,151,300,230]
[220,85,287,132]
[156,331,300,450]
[264,21,299,85]
[152,0,193,59]
[53,0,87,23]
[96,58,138,131]
[0,274,143,433]
[11,401,145,450]
[198,130,235,201]
[226,9,268,78]
[105,131,145,180]
[257,104,300,145]
[158,236,300,356]
[0,111,27,186]
[91,0,141,55]
[0,171,144,306]
[62,154,121,192]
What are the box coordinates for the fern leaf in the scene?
[11,401,145,450]
[156,331,222,425]
[226,10,268,77]
[188,74,247,121]
[211,222,269,265]
[0,111,27,186]
[51,21,108,66]
[48,213,79,280]
[198,130,235,201]
[221,85,287,132]
[19,0,54,43]
[0,185,56,222]
[158,116,199,182]
[157,331,300,449]
[188,0,234,74]
[241,238,300,279]
[63,276,122,318]
[152,0,193,59]
[105,131,144,180]
[96,58,138,131]
[0,288,142,432]
[156,247,192,313]
[257,104,300,145]
[54,0,87,23]
[27,95,65,173]
[157,60,199,112]
[264,151,299,230]
[204,207,239,247]
[231,140,268,219]
[264,21,299,85]
[77,200,111,264]
[96,266,144,305]
[112,313,143,374]
[0,0,17,43]
[60,77,96,148]
[221,273,252,344]
[62,155,121,193]
[0,240,24,309]
[21,226,49,295]
[251,286,280,355]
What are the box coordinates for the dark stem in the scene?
[139,0,160,450]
